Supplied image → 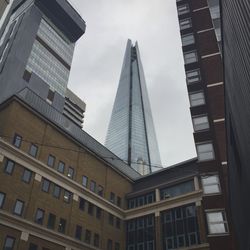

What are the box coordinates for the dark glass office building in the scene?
[222,0,250,249]
[105,40,162,175]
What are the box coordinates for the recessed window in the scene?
[75,225,82,240]
[85,229,91,244]
[116,218,121,229]
[0,192,6,208]
[82,175,88,187]
[67,167,74,179]
[196,142,215,161]
[109,213,114,226]
[13,134,22,148]
[94,233,100,247]
[4,159,15,175]
[22,168,32,183]
[206,211,228,234]
[3,236,15,250]
[79,197,85,211]
[184,51,198,64]
[179,18,192,30]
[117,196,122,207]
[186,69,201,84]
[58,218,66,234]
[47,89,55,104]
[177,4,189,15]
[57,161,65,173]
[90,180,96,192]
[181,33,195,46]
[189,91,205,107]
[47,155,55,167]
[13,199,24,216]
[202,175,221,194]
[47,213,56,229]
[107,239,113,250]
[115,242,120,250]
[23,70,32,82]
[41,178,50,193]
[192,115,209,131]
[110,192,115,203]
[53,185,61,198]
[88,202,94,215]
[29,144,38,158]
[96,207,102,219]
[98,185,104,197]
[29,243,38,250]
[63,190,71,203]
[35,208,44,224]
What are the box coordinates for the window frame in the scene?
[57,161,65,174]
[202,175,221,195]
[4,159,15,175]
[181,33,195,46]
[0,192,6,208]
[82,175,88,187]
[29,144,38,158]
[189,91,206,107]
[67,166,74,179]
[206,210,229,235]
[192,115,210,132]
[53,184,61,199]
[186,69,201,84]
[179,18,192,30]
[47,154,55,167]
[184,50,198,64]
[196,142,215,161]
[177,4,190,16]
[22,168,32,183]
[34,208,45,225]
[13,199,24,216]
[13,133,22,148]
[47,213,56,229]
[58,218,66,234]
[3,236,15,250]
[41,178,50,193]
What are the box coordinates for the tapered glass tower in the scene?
[105,40,162,175]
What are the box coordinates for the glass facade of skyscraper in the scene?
[105,40,161,175]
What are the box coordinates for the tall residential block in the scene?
[222,0,250,249]
[0,0,86,127]
[176,0,237,249]
[105,40,162,175]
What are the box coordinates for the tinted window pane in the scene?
[47,155,55,167]
[22,168,32,183]
[57,161,65,173]
[90,180,96,192]
[13,200,24,215]
[63,190,71,203]
[4,236,15,250]
[79,197,85,211]
[42,179,50,192]
[35,208,44,224]
[67,167,74,179]
[29,144,38,157]
[75,225,82,240]
[53,185,61,198]
[82,176,88,187]
[4,159,15,175]
[0,192,5,208]
[58,218,66,233]
[13,134,22,148]
[47,213,56,229]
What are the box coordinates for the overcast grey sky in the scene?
[68,0,197,167]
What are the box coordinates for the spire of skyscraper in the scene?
[105,39,162,175]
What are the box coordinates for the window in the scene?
[29,144,38,157]
[79,197,85,211]
[57,161,65,173]
[202,175,220,194]
[179,18,192,30]
[98,185,104,196]
[29,243,38,250]
[67,167,74,179]
[23,69,31,82]
[41,179,50,192]
[13,199,24,216]
[3,236,15,250]
[75,225,82,240]
[196,142,215,161]
[117,196,122,207]
[115,242,120,250]
[35,208,44,224]
[110,192,115,203]
[184,51,198,64]
[181,33,195,46]
[47,155,55,167]
[4,159,15,175]
[177,4,189,15]
[94,233,100,247]
[107,239,113,250]
[13,134,22,148]
[186,69,201,84]
[116,218,121,229]
[47,213,56,229]
[47,89,55,104]
[96,207,102,219]
[88,202,94,215]
[58,218,66,233]
[206,211,228,234]
[22,168,32,183]
[0,192,6,208]
[90,180,96,192]
[82,175,88,187]
[53,185,61,198]
[192,115,209,131]
[63,190,71,203]
[189,91,205,107]
[85,229,91,244]
[109,213,114,226]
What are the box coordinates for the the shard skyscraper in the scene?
[105,40,162,175]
